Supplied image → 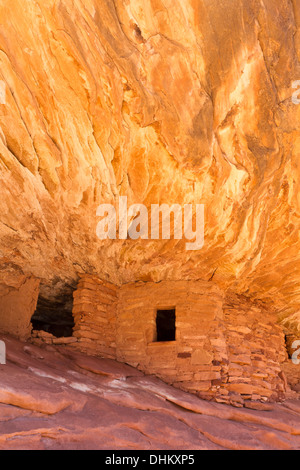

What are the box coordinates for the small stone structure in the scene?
[71,274,118,358]
[0,272,288,404]
[69,274,288,405]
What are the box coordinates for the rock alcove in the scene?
[0,0,299,405]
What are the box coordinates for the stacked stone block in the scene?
[71,274,118,359]
[221,293,288,404]
[30,275,289,405]
[116,280,229,399]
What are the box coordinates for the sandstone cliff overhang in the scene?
[0,1,299,332]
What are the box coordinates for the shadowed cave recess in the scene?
[31,290,75,338]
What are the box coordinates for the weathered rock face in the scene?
[1,335,300,450]
[0,1,299,329]
[0,275,39,340]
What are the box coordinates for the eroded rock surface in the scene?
[0,335,299,450]
[0,0,299,331]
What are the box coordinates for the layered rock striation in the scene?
[1,335,300,450]
[0,2,299,334]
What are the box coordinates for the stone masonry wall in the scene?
[70,274,118,359]
[116,280,228,399]
[59,276,289,404]
[221,293,288,404]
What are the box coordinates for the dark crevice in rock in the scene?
[31,289,75,338]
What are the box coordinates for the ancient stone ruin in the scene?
[1,0,300,450]
[0,272,292,407]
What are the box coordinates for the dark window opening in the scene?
[156,309,176,342]
[31,292,75,338]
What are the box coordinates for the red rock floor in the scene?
[0,335,299,450]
